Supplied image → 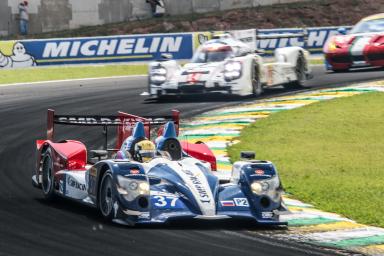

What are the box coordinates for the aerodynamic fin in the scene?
[162,122,177,138]
[132,122,146,139]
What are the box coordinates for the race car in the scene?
[324,13,384,72]
[147,33,312,98]
[32,109,288,226]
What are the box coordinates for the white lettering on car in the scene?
[183,169,211,203]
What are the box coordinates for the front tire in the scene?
[98,171,116,220]
[41,148,56,201]
[251,62,263,96]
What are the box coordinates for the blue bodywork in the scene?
[87,122,287,226]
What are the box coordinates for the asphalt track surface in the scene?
[1,66,383,256]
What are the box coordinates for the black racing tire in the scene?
[98,171,116,220]
[41,148,56,201]
[251,61,263,96]
[284,52,307,89]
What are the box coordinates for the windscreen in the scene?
[191,44,233,63]
[349,18,384,34]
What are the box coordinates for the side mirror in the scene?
[240,151,255,160]
[148,176,161,185]
[161,53,173,60]
[337,27,347,35]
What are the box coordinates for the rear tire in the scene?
[41,148,56,201]
[98,171,115,220]
[284,52,306,89]
[251,62,263,96]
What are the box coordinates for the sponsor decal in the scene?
[17,34,193,66]
[3,27,348,69]
[67,176,86,191]
[57,116,122,125]
[255,169,265,175]
[0,41,37,69]
[130,169,141,174]
[183,169,211,203]
[193,32,212,49]
[187,73,202,84]
[261,211,274,219]
[221,200,235,207]
[233,198,249,207]
[257,27,348,54]
[138,212,150,219]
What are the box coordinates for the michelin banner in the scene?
[256,27,349,54]
[192,27,346,55]
[0,33,193,68]
[0,27,346,68]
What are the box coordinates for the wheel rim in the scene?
[100,174,114,217]
[252,66,261,95]
[42,155,52,195]
[296,57,305,83]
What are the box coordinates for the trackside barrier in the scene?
[0,26,351,69]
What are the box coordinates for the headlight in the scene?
[150,66,167,85]
[327,41,338,52]
[251,182,263,194]
[150,67,167,76]
[250,176,280,199]
[117,175,150,201]
[224,61,242,81]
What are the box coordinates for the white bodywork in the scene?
[148,35,312,97]
[146,157,216,217]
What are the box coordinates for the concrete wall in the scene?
[1,0,309,36]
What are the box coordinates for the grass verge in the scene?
[0,64,147,85]
[0,58,323,85]
[228,92,384,227]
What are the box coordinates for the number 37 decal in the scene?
[152,195,181,208]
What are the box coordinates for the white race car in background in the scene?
[147,33,312,98]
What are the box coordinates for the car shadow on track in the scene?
[326,66,384,74]
[142,87,304,104]
[35,197,287,232]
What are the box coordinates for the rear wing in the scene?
[46,109,180,149]
[255,29,309,49]
[225,29,309,52]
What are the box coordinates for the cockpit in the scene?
[191,44,233,63]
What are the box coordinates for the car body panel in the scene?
[324,13,384,71]
[33,110,287,226]
[148,35,312,97]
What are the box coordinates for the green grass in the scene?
[0,64,147,84]
[228,92,384,227]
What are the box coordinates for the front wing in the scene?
[112,187,288,226]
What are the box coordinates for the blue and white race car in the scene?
[33,110,288,226]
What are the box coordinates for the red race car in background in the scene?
[324,13,384,72]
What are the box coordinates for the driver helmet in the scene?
[133,140,156,163]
